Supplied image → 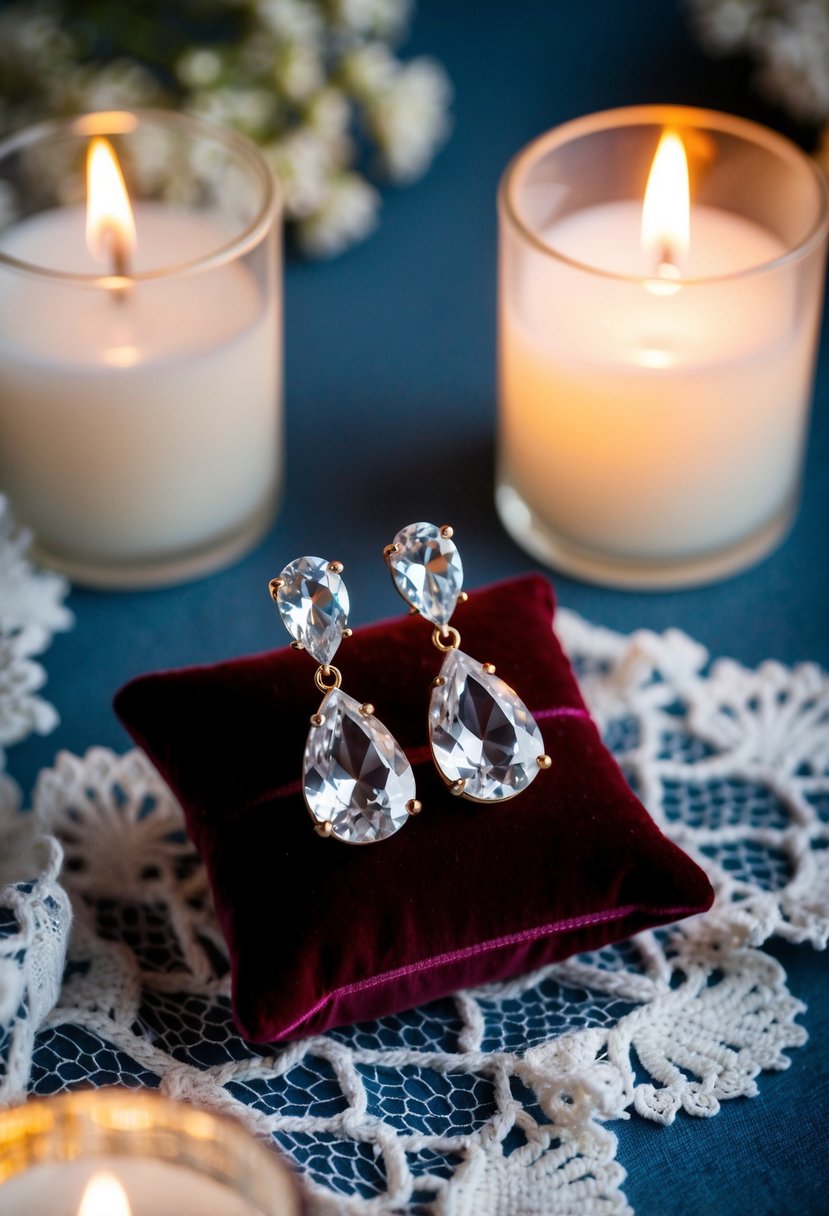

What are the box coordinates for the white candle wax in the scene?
[499,201,818,561]
[0,1158,286,1215]
[0,202,279,578]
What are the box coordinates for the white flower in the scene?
[274,41,325,102]
[342,41,399,95]
[297,171,379,256]
[331,0,412,38]
[188,85,278,134]
[759,18,829,121]
[67,60,162,112]
[690,0,829,123]
[263,128,335,217]
[258,0,323,42]
[177,47,224,89]
[240,31,280,77]
[692,0,759,50]
[1,9,71,66]
[371,57,452,181]
[0,0,453,259]
[305,86,351,140]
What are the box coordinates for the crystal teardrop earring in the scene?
[383,523,551,802]
[269,556,421,843]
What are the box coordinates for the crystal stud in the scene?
[429,649,546,801]
[388,522,464,628]
[275,556,349,666]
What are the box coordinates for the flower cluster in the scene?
[0,0,452,256]
[689,0,829,126]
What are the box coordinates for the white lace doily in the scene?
[1,498,827,1216]
[0,496,73,1100]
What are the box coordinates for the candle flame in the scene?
[86,137,136,276]
[78,1172,132,1216]
[641,129,690,281]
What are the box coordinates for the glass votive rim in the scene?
[500,103,829,287]
[495,103,829,589]
[0,108,282,286]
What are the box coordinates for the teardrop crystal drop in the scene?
[429,649,546,801]
[304,688,416,843]
[388,522,464,628]
[276,556,349,666]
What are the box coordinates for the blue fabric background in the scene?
[6,1,828,1211]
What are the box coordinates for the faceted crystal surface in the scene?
[429,649,546,801]
[304,688,416,843]
[388,522,464,628]
[276,556,349,666]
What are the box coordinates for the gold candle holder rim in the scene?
[0,1087,304,1215]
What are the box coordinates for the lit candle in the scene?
[0,111,282,588]
[497,106,828,588]
[79,1172,132,1216]
[0,1090,302,1216]
[1,1160,276,1215]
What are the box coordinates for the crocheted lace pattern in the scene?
[1,499,827,1215]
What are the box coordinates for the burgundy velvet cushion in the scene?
[114,574,713,1042]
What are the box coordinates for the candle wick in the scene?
[655,241,680,281]
[101,223,131,303]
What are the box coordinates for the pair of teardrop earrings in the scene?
[270,522,550,845]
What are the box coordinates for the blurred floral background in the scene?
[1,0,827,258]
[0,0,452,256]
[688,0,829,170]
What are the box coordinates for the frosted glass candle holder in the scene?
[496,105,829,589]
[0,110,282,589]
[0,1089,303,1215]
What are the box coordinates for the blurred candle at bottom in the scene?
[0,1090,302,1216]
[0,1160,268,1216]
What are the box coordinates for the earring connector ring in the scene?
[315,664,343,692]
[432,625,461,653]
